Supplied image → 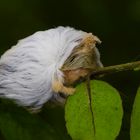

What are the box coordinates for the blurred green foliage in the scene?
[0,99,71,140]
[0,0,140,140]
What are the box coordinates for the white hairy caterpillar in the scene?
[0,26,102,111]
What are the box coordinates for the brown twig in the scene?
[91,61,140,78]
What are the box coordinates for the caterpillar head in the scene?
[61,33,103,86]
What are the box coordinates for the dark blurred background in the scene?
[0,0,140,140]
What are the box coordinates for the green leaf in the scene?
[65,80,123,140]
[90,80,123,140]
[130,87,140,140]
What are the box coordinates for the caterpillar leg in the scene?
[52,80,75,95]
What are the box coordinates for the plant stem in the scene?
[91,61,140,78]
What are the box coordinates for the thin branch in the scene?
[91,61,140,78]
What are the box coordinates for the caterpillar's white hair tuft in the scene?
[0,26,87,109]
